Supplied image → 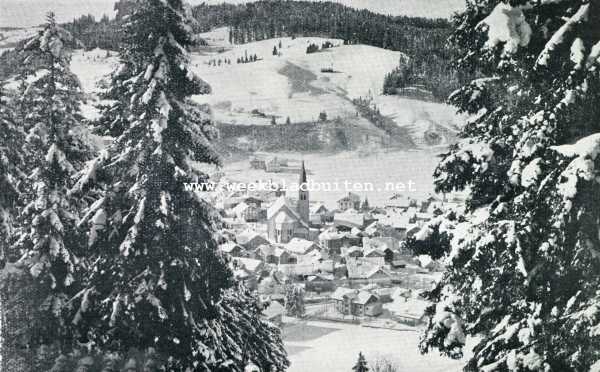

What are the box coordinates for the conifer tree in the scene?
[0,81,24,249]
[70,1,288,370]
[284,284,305,318]
[1,13,91,371]
[352,352,369,372]
[418,1,600,371]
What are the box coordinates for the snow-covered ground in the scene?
[69,48,119,119]
[191,28,462,145]
[283,319,465,372]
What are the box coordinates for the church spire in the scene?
[300,161,307,184]
[297,161,309,223]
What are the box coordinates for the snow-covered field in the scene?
[223,148,442,209]
[283,319,465,372]
[191,28,462,145]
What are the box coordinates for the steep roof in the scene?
[354,291,379,305]
[267,196,308,228]
[285,238,318,255]
[331,287,358,301]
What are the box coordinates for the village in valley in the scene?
[208,159,462,332]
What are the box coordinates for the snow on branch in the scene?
[536,4,590,67]
[478,3,532,57]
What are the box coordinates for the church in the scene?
[267,162,311,243]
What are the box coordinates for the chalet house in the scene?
[319,229,345,255]
[341,246,363,259]
[331,288,383,317]
[310,203,333,224]
[363,248,386,258]
[337,192,361,211]
[231,201,262,222]
[346,258,390,281]
[385,297,431,326]
[237,231,270,251]
[219,241,247,258]
[285,238,320,256]
[257,245,295,265]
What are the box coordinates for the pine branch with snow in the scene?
[420,1,600,371]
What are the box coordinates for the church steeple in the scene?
[297,161,309,224]
[300,161,307,184]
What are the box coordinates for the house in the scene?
[230,197,263,221]
[353,291,383,316]
[341,246,363,259]
[337,192,361,211]
[346,258,390,281]
[363,248,385,258]
[363,221,397,238]
[416,255,444,272]
[331,287,383,316]
[363,237,400,261]
[310,203,333,225]
[262,301,286,325]
[319,229,345,255]
[233,258,265,276]
[285,238,320,256]
[331,287,357,314]
[219,241,246,258]
[250,157,267,170]
[384,297,431,326]
[305,274,335,292]
[334,209,367,228]
[237,231,270,251]
[257,244,295,265]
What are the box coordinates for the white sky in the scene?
[1,0,465,28]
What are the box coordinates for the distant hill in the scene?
[191,0,463,101]
[189,29,461,149]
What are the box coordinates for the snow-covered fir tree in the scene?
[417,1,600,371]
[352,352,369,372]
[284,283,306,318]
[0,13,92,371]
[0,81,25,250]
[70,1,288,370]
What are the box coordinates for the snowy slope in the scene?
[191,28,462,145]
[0,27,41,53]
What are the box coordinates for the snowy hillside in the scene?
[2,26,462,147]
[192,27,461,146]
[0,27,41,53]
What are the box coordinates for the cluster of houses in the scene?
[212,162,461,324]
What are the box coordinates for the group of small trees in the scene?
[0,3,289,372]
[237,53,259,64]
[208,58,232,66]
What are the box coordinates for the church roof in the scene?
[274,211,296,224]
[268,196,309,228]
